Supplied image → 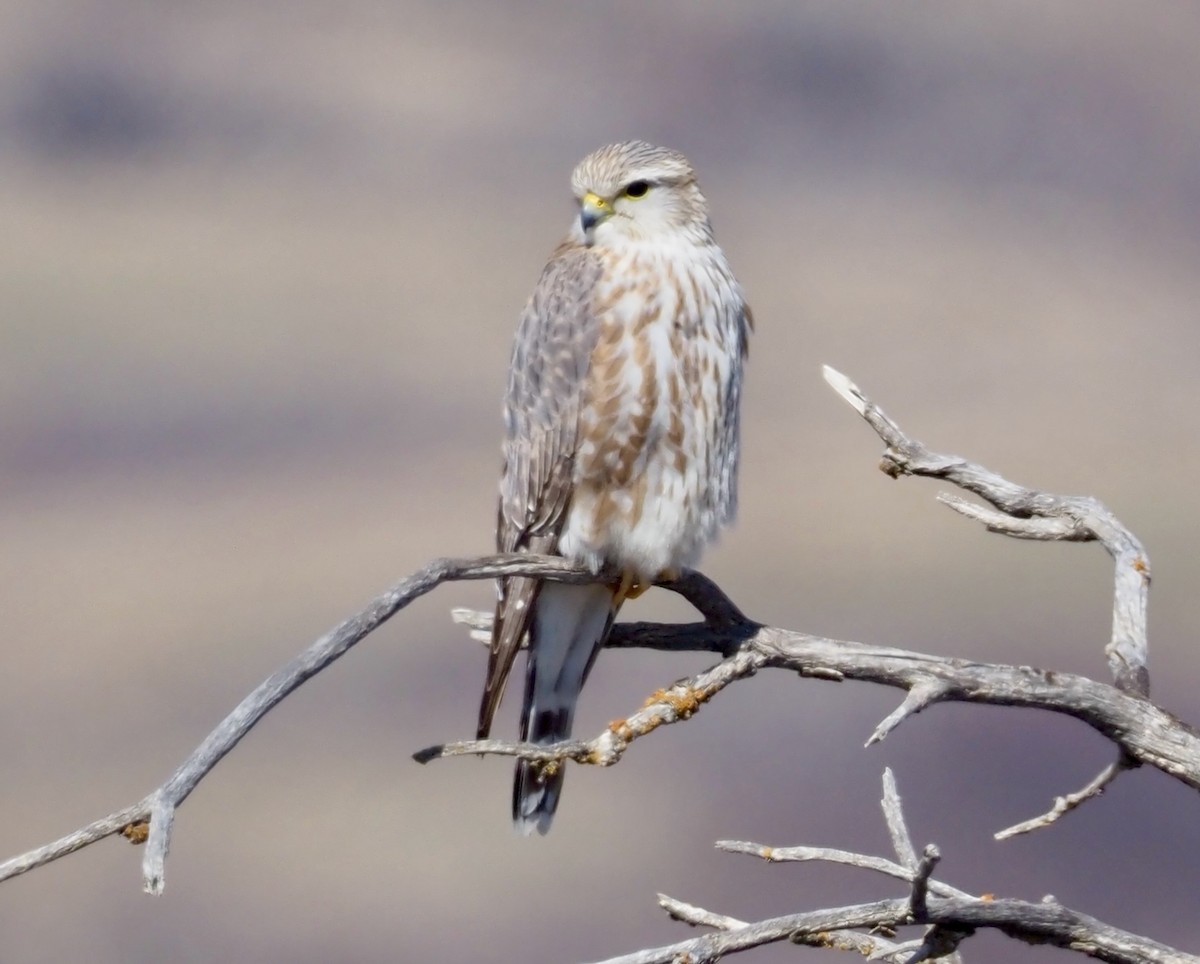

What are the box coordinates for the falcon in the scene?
[477,141,752,834]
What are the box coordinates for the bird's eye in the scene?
[624,180,650,199]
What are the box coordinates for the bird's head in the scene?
[569,141,713,247]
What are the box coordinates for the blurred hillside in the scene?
[1,3,1198,962]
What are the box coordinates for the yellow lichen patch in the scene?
[657,686,706,719]
[120,820,150,845]
[643,688,671,708]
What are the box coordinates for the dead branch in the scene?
[0,553,646,894]
[435,606,1200,794]
[592,771,1195,964]
[822,366,1150,694]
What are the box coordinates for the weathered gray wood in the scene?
[432,609,1200,794]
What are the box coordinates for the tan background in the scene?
[1,3,1199,962]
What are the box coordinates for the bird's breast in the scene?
[559,242,747,578]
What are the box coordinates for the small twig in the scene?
[716,840,973,901]
[658,894,747,930]
[908,845,940,919]
[938,493,1086,540]
[881,768,917,869]
[868,682,950,747]
[995,756,1132,840]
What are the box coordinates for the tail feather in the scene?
[513,581,617,835]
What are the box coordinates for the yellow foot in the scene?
[612,568,681,607]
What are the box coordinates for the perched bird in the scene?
[477,141,752,834]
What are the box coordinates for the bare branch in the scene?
[416,643,763,768]
[596,893,1194,964]
[920,897,1193,964]
[823,364,1150,698]
[0,802,152,884]
[136,553,627,894]
[3,538,1192,895]
[757,627,1197,786]
[602,773,1195,964]
[447,614,1200,799]
[823,364,1153,828]
[591,899,911,964]
[0,553,659,893]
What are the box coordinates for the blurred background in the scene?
[1,2,1198,962]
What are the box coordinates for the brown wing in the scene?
[477,242,604,738]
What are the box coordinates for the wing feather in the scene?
[477,242,603,738]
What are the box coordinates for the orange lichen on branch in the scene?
[607,718,635,742]
[644,685,709,719]
[119,821,150,845]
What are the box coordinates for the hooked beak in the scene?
[579,191,611,232]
